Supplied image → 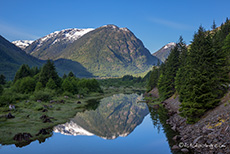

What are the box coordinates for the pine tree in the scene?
[63,74,67,79]
[39,60,60,87]
[13,64,31,83]
[179,26,220,123]
[0,85,3,95]
[62,78,74,93]
[211,20,217,30]
[68,71,75,78]
[157,44,180,100]
[147,66,159,91]
[46,78,57,90]
[175,36,188,100]
[0,74,6,85]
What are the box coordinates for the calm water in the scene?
[0,93,178,154]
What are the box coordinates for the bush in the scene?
[32,89,55,102]
[13,77,36,93]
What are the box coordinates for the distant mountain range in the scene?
[23,28,94,60]
[1,24,162,79]
[12,25,159,77]
[12,40,33,50]
[0,35,92,80]
[152,42,176,62]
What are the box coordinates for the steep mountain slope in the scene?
[12,40,34,50]
[0,35,93,80]
[24,28,94,60]
[57,25,159,77]
[153,42,176,62]
[0,35,42,80]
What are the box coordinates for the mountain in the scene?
[57,25,159,77]
[153,42,176,62]
[24,25,159,77]
[24,28,94,60]
[0,35,93,80]
[54,93,149,139]
[12,40,34,50]
[0,35,43,80]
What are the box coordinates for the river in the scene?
[0,93,180,154]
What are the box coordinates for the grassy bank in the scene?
[0,87,144,147]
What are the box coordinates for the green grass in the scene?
[0,94,96,146]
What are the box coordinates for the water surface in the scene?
[0,93,177,154]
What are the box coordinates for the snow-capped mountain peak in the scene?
[12,40,34,50]
[163,42,176,49]
[37,28,94,47]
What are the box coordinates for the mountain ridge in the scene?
[153,42,176,62]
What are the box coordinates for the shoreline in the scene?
[0,88,144,147]
[146,88,230,154]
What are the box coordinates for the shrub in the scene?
[33,89,55,102]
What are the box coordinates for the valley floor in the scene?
[147,88,230,154]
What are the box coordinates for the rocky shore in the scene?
[148,88,230,154]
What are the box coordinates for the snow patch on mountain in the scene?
[53,121,94,136]
[12,40,34,50]
[163,42,176,49]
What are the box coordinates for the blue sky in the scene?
[0,0,229,53]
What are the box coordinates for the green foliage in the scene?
[62,79,74,94]
[179,26,229,123]
[13,64,32,83]
[46,78,57,90]
[62,73,67,79]
[0,74,6,85]
[122,75,134,81]
[68,71,75,78]
[0,85,3,95]
[39,60,61,87]
[147,66,160,92]
[157,42,181,100]
[32,89,55,102]
[13,77,36,94]
[152,21,230,123]
[35,82,43,91]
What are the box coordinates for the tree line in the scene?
[0,60,103,106]
[147,18,230,123]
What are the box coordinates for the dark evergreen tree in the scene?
[211,20,217,30]
[179,26,220,123]
[147,66,159,91]
[46,78,57,90]
[68,71,75,78]
[13,64,31,83]
[175,36,188,100]
[0,74,6,85]
[0,85,3,95]
[62,78,74,93]
[39,60,60,87]
[158,44,180,100]
[63,74,67,79]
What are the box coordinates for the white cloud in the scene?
[148,17,193,30]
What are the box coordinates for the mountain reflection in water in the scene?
[54,93,149,139]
